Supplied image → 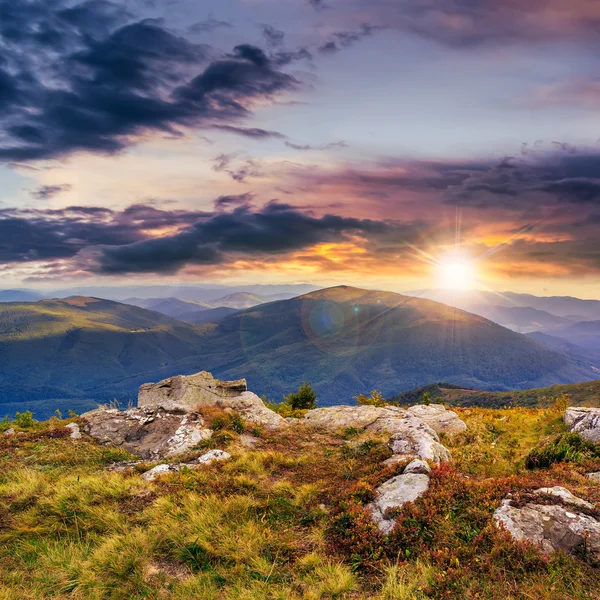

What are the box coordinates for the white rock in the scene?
[403,459,431,475]
[368,473,430,534]
[406,404,467,435]
[564,407,600,443]
[494,487,600,565]
[195,449,231,465]
[65,422,82,440]
[142,464,174,481]
[3,428,15,437]
[588,472,600,483]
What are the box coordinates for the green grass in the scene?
[0,405,600,598]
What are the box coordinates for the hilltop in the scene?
[0,286,598,417]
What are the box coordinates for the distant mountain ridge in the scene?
[0,287,598,418]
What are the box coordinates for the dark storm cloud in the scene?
[318,24,381,54]
[0,2,298,161]
[94,201,419,274]
[31,184,73,200]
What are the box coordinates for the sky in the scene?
[1,0,600,297]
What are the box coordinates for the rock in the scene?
[564,407,600,443]
[494,487,600,565]
[65,422,82,440]
[3,428,15,437]
[138,371,286,429]
[403,459,431,475]
[405,404,467,435]
[194,449,231,465]
[81,406,212,459]
[238,434,260,448]
[588,472,600,483]
[141,450,231,482]
[106,461,143,473]
[368,473,430,534]
[142,464,174,481]
[304,405,451,464]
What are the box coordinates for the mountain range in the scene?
[0,286,598,418]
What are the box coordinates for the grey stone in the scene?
[138,371,286,429]
[65,422,82,439]
[3,428,15,437]
[588,472,600,483]
[403,459,431,475]
[406,404,467,435]
[368,473,430,534]
[494,486,600,565]
[564,407,600,443]
[141,450,231,481]
[81,406,212,459]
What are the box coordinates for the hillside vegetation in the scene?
[1,404,600,599]
[0,287,598,417]
[390,380,600,409]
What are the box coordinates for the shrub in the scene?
[283,383,317,411]
[524,432,600,469]
[14,410,36,428]
[355,390,386,407]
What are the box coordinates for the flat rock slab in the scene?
[368,472,430,534]
[138,371,286,429]
[406,404,467,435]
[564,407,600,443]
[81,407,212,459]
[494,486,600,565]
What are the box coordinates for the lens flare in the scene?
[436,256,477,290]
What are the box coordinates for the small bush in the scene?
[355,390,386,407]
[284,383,317,411]
[524,432,600,469]
[14,410,36,428]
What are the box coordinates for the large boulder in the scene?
[406,404,467,435]
[564,407,600,443]
[138,371,286,429]
[494,487,600,565]
[304,405,452,465]
[81,407,212,459]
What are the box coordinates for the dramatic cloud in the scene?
[261,25,285,48]
[0,2,298,161]
[212,125,287,139]
[212,153,264,182]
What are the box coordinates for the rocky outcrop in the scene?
[65,422,82,439]
[141,450,231,481]
[138,371,286,429]
[368,459,431,534]
[304,405,453,465]
[81,406,212,459]
[406,404,467,435]
[494,487,600,565]
[564,407,600,443]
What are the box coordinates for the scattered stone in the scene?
[368,473,430,534]
[142,464,174,482]
[564,407,600,443]
[141,450,231,481]
[81,406,212,459]
[3,428,15,437]
[106,461,143,473]
[403,458,431,475]
[304,405,452,464]
[64,422,82,440]
[194,449,231,465]
[588,472,600,483]
[138,371,286,429]
[406,404,467,435]
[494,486,600,565]
[238,434,260,448]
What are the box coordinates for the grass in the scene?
[0,405,599,598]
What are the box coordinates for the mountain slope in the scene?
[171,286,598,406]
[388,379,600,409]
[124,296,213,318]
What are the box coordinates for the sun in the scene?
[435,256,477,291]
